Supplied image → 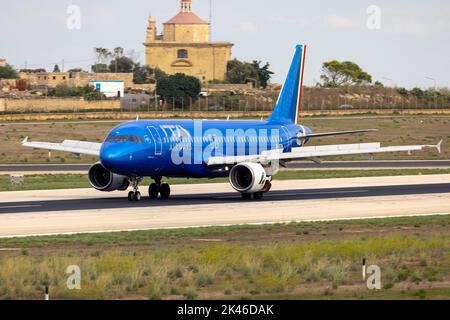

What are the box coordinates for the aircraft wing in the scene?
[207,140,443,166]
[22,137,101,156]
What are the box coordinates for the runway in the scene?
[1,160,450,174]
[0,175,449,238]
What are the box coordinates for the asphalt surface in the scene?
[1,183,450,215]
[1,161,450,173]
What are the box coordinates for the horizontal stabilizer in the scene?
[302,129,378,139]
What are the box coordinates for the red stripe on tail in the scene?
[296,45,307,125]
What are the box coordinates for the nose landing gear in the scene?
[128,178,143,202]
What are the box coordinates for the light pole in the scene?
[425,77,437,90]
[425,77,437,109]
[382,77,394,88]
[154,79,158,111]
[382,77,395,109]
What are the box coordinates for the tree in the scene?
[252,61,274,88]
[226,59,259,86]
[374,81,384,87]
[320,60,372,87]
[0,64,19,79]
[52,84,80,97]
[53,64,61,73]
[94,48,111,64]
[68,68,84,73]
[108,56,134,73]
[157,73,201,107]
[91,64,109,73]
[133,64,168,84]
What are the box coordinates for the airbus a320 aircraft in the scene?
[23,45,442,202]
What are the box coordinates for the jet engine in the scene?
[229,162,272,194]
[88,162,130,192]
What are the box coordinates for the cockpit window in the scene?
[105,134,143,143]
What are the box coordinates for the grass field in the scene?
[1,169,450,191]
[0,215,449,300]
[0,115,449,164]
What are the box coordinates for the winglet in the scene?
[436,139,443,154]
[22,136,29,145]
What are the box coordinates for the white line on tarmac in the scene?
[215,190,369,199]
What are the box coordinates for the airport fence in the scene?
[1,91,450,115]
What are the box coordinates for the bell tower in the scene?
[180,0,193,13]
[146,16,157,43]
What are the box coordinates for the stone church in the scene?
[144,0,233,82]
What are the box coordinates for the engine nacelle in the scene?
[88,162,130,192]
[229,162,272,194]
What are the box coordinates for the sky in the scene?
[1,0,449,88]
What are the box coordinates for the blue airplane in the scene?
[23,45,442,201]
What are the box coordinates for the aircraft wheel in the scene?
[149,183,159,199]
[241,193,252,200]
[134,191,142,202]
[128,191,135,202]
[253,192,264,200]
[160,183,171,199]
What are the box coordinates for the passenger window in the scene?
[129,136,136,143]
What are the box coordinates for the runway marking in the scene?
[215,189,369,199]
[272,190,369,197]
[0,204,41,209]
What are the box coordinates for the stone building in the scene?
[19,71,134,89]
[144,0,233,82]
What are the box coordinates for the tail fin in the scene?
[268,44,307,125]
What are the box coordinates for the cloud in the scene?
[239,21,258,33]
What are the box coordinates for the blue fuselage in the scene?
[100,120,311,178]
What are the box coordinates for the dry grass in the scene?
[0,224,449,300]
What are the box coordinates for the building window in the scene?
[53,76,56,80]
[177,49,188,59]
[62,76,66,80]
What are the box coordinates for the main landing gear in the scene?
[128,177,171,202]
[148,177,171,200]
[241,192,264,200]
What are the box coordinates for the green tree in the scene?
[53,64,61,72]
[374,81,384,87]
[157,73,201,107]
[0,64,19,79]
[52,84,80,97]
[84,90,104,101]
[68,68,84,73]
[91,64,109,73]
[410,87,424,98]
[320,60,372,87]
[108,56,134,73]
[133,63,153,84]
[226,59,259,86]
[252,60,274,88]
[133,64,168,84]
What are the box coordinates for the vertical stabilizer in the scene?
[268,44,307,125]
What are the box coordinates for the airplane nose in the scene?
[100,146,129,173]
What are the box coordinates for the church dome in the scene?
[164,0,209,25]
